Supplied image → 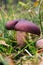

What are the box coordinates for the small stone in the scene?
[36,39,43,48]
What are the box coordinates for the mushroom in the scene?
[5,19,40,35]
[5,19,40,48]
[36,39,43,49]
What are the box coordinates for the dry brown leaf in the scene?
[5,56,16,65]
[39,61,43,65]
[39,57,43,65]
[22,60,33,65]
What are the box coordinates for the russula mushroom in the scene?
[5,19,40,48]
[36,39,43,49]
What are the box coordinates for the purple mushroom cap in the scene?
[5,19,40,35]
[5,20,18,30]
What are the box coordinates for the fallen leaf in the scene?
[5,56,16,65]
[39,57,43,65]
[33,1,39,7]
[0,40,9,47]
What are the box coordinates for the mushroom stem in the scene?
[16,31,27,48]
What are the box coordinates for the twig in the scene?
[25,49,32,57]
[14,43,30,58]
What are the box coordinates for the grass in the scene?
[0,0,43,65]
